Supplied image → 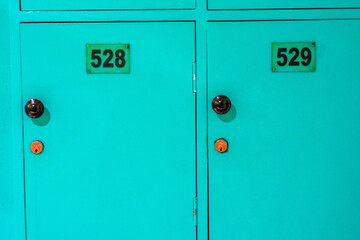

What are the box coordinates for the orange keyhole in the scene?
[215,139,228,153]
[31,141,44,155]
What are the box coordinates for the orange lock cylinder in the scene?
[30,141,44,155]
[215,139,228,153]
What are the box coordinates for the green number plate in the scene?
[272,42,316,72]
[86,44,130,74]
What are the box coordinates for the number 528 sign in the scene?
[86,44,130,74]
[272,42,316,72]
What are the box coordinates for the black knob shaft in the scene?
[25,99,44,119]
[212,95,231,115]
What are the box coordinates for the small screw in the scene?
[87,69,90,73]
[125,44,129,48]
[272,67,276,71]
[86,44,89,47]
[312,43,315,46]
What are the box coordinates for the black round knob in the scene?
[212,95,231,115]
[25,99,44,119]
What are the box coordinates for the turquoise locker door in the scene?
[208,20,360,240]
[21,0,194,10]
[21,22,196,240]
[208,0,360,10]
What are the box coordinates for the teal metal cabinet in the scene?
[208,20,360,240]
[21,0,195,11]
[0,1,13,239]
[208,0,360,10]
[21,22,196,240]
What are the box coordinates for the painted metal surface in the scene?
[21,0,195,11]
[208,20,360,240]
[1,0,360,239]
[0,1,15,240]
[208,0,360,10]
[21,22,195,240]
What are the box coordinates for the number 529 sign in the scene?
[86,44,130,74]
[272,42,316,72]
